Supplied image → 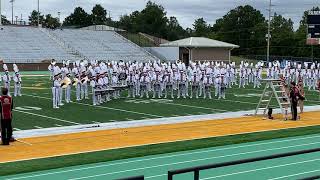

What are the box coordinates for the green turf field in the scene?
[11,73,320,131]
[3,133,320,180]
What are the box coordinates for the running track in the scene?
[3,134,320,180]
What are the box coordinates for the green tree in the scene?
[192,18,211,37]
[63,7,92,27]
[1,15,10,25]
[295,7,320,58]
[213,5,267,55]
[269,13,295,56]
[139,1,168,38]
[91,4,110,25]
[166,16,187,40]
[28,10,44,26]
[43,14,61,29]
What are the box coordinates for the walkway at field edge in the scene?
[1,111,320,163]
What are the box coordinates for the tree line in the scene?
[1,1,320,59]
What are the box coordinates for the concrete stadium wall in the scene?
[3,63,62,71]
[144,47,179,62]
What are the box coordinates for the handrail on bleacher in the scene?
[168,148,320,180]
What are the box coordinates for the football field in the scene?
[13,72,320,131]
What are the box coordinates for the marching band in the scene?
[0,64,22,97]
[49,59,320,109]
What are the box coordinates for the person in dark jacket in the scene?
[289,82,302,121]
[0,88,13,145]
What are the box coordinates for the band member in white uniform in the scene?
[72,62,81,101]
[48,59,56,80]
[177,68,187,99]
[2,64,11,96]
[127,65,136,98]
[253,63,261,88]
[52,67,61,109]
[80,62,89,100]
[239,65,246,88]
[152,66,162,99]
[140,71,150,98]
[13,64,22,97]
[218,75,227,99]
[203,69,213,99]
[190,66,200,99]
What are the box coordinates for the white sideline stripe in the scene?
[6,138,320,180]
[158,102,226,112]
[14,110,81,125]
[25,94,163,118]
[13,128,21,131]
[57,143,320,180]
[55,124,63,127]
[34,126,43,129]
[202,158,320,180]
[268,169,320,180]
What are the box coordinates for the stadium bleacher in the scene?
[0,26,159,63]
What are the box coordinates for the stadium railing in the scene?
[167,148,320,180]
[116,175,144,180]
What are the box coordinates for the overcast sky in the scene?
[0,0,318,29]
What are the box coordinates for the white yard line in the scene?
[55,124,63,127]
[24,94,163,118]
[14,109,81,125]
[34,126,43,129]
[157,101,226,112]
[13,128,22,131]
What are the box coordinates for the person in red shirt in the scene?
[0,88,13,145]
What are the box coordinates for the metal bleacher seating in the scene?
[49,29,159,62]
[0,26,78,63]
[0,26,159,63]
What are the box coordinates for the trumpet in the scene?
[60,77,72,89]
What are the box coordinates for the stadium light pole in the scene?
[266,0,272,62]
[37,0,40,27]
[10,0,14,24]
[0,0,2,26]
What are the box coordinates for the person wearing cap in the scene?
[218,75,227,100]
[177,69,187,99]
[72,62,81,101]
[2,64,11,96]
[0,88,14,145]
[52,70,62,109]
[13,64,22,97]
[203,70,213,99]
[289,82,300,121]
[190,66,200,99]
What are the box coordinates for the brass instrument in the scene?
[81,76,89,84]
[61,77,72,89]
[72,78,79,86]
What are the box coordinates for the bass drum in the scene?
[118,72,127,81]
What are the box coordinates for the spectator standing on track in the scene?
[289,82,303,121]
[0,88,14,145]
